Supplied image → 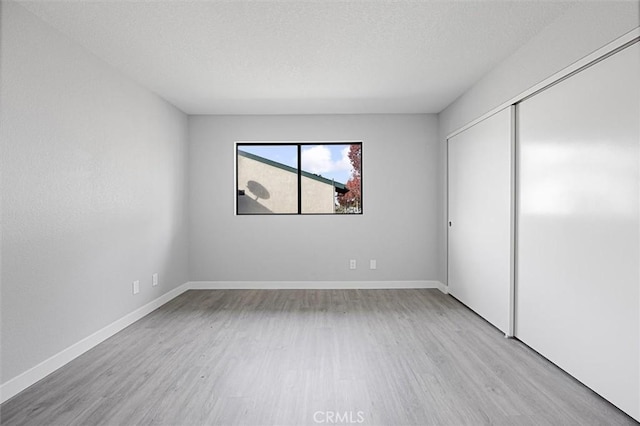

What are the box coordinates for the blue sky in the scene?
[238,144,355,184]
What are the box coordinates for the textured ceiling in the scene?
[18,0,578,114]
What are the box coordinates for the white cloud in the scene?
[338,146,351,171]
[301,145,351,175]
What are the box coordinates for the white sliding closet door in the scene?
[448,107,513,334]
[517,42,639,420]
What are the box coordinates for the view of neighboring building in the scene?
[237,150,348,214]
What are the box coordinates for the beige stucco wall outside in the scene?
[302,175,335,214]
[237,155,336,214]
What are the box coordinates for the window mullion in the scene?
[297,144,302,214]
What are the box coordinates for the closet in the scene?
[448,40,640,421]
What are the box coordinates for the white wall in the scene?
[0,2,189,386]
[189,114,439,283]
[437,1,640,283]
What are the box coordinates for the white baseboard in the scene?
[0,282,190,404]
[188,280,445,290]
[1,279,447,404]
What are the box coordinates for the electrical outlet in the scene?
[133,280,140,295]
[370,259,377,270]
[350,259,357,270]
[152,273,158,287]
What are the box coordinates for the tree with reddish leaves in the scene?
[337,144,362,213]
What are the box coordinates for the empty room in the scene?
[1,0,639,425]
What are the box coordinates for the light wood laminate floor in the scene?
[1,289,637,425]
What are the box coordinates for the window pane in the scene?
[236,142,362,215]
[301,143,362,214]
[237,145,298,214]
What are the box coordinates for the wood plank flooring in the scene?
[1,289,637,425]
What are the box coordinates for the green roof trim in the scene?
[238,150,349,194]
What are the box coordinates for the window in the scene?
[236,142,362,215]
